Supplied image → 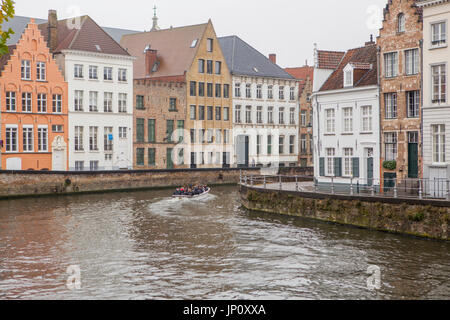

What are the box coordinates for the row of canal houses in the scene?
[0,9,309,171]
[313,0,450,197]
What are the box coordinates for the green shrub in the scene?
[383,161,397,171]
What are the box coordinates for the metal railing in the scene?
[240,172,450,201]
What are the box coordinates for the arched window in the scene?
[398,13,406,33]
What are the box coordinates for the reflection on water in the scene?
[0,186,449,300]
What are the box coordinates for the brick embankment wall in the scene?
[240,186,449,241]
[0,168,265,199]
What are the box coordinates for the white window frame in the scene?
[384,52,398,78]
[74,126,84,151]
[118,68,127,82]
[37,93,47,113]
[89,65,98,80]
[385,132,398,161]
[325,108,335,134]
[74,64,84,79]
[431,21,447,48]
[343,148,354,177]
[22,92,32,113]
[36,61,46,81]
[405,48,419,75]
[21,60,31,80]
[326,148,335,176]
[5,125,18,153]
[6,91,16,111]
[104,92,113,112]
[52,94,62,113]
[22,125,33,153]
[432,124,445,164]
[118,93,127,113]
[74,90,84,112]
[343,107,353,133]
[361,106,373,133]
[37,125,48,152]
[89,126,99,151]
[431,63,447,104]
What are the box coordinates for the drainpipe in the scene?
[377,45,383,192]
[419,39,424,179]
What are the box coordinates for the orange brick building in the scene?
[0,19,68,171]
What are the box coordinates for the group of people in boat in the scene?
[173,185,209,197]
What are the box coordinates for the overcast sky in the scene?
[16,0,388,67]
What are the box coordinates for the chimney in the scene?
[145,46,158,76]
[48,10,58,53]
[365,34,375,46]
[269,54,277,64]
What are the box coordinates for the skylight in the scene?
[190,39,198,48]
[253,67,259,73]
[95,45,101,51]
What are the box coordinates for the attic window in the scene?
[95,45,101,51]
[190,39,198,48]
[253,67,259,73]
[152,62,159,72]
[398,13,405,33]
[344,69,353,87]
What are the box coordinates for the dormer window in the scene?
[398,13,405,33]
[344,64,353,87]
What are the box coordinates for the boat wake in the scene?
[148,193,217,217]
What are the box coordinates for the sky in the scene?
[15,0,389,68]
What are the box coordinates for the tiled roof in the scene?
[285,66,314,81]
[218,35,294,80]
[0,45,16,76]
[316,50,345,70]
[319,44,378,92]
[121,23,208,79]
[38,16,130,56]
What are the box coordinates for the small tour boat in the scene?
[172,188,211,199]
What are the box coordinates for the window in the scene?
[89,91,98,112]
[245,106,252,124]
[75,161,84,171]
[279,107,285,125]
[190,105,197,120]
[224,84,230,98]
[343,107,353,133]
[5,127,18,152]
[89,126,98,151]
[246,84,252,98]
[398,13,405,33]
[431,21,447,47]
[384,52,398,78]
[215,61,221,75]
[235,105,241,123]
[119,127,127,139]
[23,126,33,152]
[74,64,83,79]
[6,92,16,111]
[301,110,307,126]
[74,126,84,151]
[148,119,156,143]
[432,125,446,163]
[52,125,63,133]
[53,94,62,113]
[198,59,205,73]
[207,38,213,52]
[257,135,262,155]
[405,49,419,75]
[36,62,46,81]
[105,154,113,161]
[22,92,32,112]
[279,86,285,100]
[407,91,420,118]
[344,70,353,86]
[177,120,184,143]
[104,127,113,151]
[215,84,222,98]
[268,107,274,124]
[136,118,145,143]
[290,108,295,125]
[190,81,197,96]
[235,83,241,98]
[344,148,354,177]
[199,82,205,97]
[104,67,113,81]
[89,66,98,80]
[432,64,446,104]
[326,148,335,176]
[290,87,295,101]
[289,136,295,154]
[136,148,145,166]
[104,92,113,112]
[169,98,177,111]
[136,95,145,110]
[279,136,285,155]
[166,120,174,142]
[118,68,127,82]
[224,107,230,121]
[200,129,206,143]
[21,60,31,80]
[257,106,263,124]
[325,109,335,134]
[267,135,272,155]
[257,85,262,99]
[207,83,213,97]
[37,93,47,113]
[361,106,373,132]
[148,148,156,166]
[268,86,273,99]
[301,134,307,154]
[207,60,213,74]
[190,129,196,144]
[207,129,214,143]
[215,106,222,121]
[207,106,213,121]
[385,133,398,161]
[38,127,48,152]
[199,106,205,120]
[75,90,83,111]
[224,130,230,144]
[216,129,222,144]
[89,161,99,171]
[385,93,397,119]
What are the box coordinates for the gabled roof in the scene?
[38,16,130,56]
[218,35,294,80]
[316,50,345,70]
[121,23,209,79]
[285,66,314,96]
[319,44,378,92]
[383,0,423,21]
[0,45,16,76]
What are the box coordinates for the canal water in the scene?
[0,186,449,300]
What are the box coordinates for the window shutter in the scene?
[352,158,360,178]
[319,158,325,176]
[334,158,342,177]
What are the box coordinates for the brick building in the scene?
[377,0,423,188]
[285,65,315,167]
[0,19,68,171]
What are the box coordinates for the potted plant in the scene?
[383,160,397,171]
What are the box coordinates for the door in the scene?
[367,157,374,186]
[408,132,419,178]
[236,135,249,167]
[384,173,397,193]
[6,157,22,170]
[222,152,230,168]
[52,150,64,171]
[167,148,174,169]
[190,152,197,169]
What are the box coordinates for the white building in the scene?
[39,12,134,171]
[312,43,380,190]
[218,36,299,168]
[417,0,450,197]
